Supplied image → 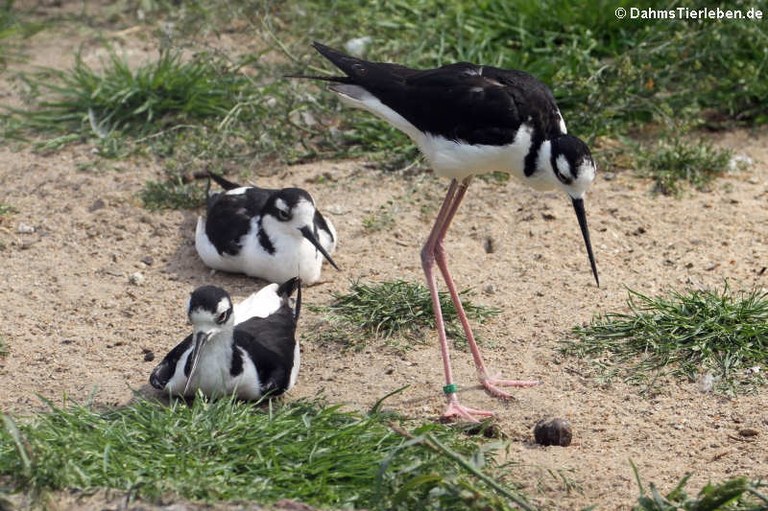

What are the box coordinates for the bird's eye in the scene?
[216,311,228,324]
[277,209,290,221]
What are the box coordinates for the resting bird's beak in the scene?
[299,225,340,270]
[183,329,214,396]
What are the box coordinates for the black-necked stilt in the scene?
[195,173,338,285]
[295,42,599,422]
[149,278,302,400]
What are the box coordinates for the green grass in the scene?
[0,203,17,217]
[631,464,768,511]
[638,137,734,196]
[140,177,207,211]
[562,285,768,394]
[0,335,7,357]
[0,396,534,511]
[11,50,246,141]
[315,279,500,349]
[0,1,43,71]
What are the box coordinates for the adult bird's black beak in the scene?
[571,197,599,287]
[299,225,340,271]
[183,330,213,395]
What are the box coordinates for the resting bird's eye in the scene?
[216,311,228,324]
[277,209,290,221]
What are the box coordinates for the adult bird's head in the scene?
[184,285,235,395]
[550,134,599,287]
[263,188,339,271]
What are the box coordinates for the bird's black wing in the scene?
[204,186,276,256]
[232,305,298,394]
[149,334,192,389]
[310,42,564,146]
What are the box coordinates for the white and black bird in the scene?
[149,278,302,400]
[195,173,338,286]
[295,42,599,422]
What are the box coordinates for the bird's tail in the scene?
[207,172,242,190]
[277,277,302,322]
[285,42,365,83]
[191,171,242,191]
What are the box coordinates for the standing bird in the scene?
[294,42,599,422]
[195,173,339,286]
[149,278,302,400]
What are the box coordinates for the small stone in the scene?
[129,272,145,286]
[143,351,155,362]
[534,418,573,447]
[17,223,35,234]
[697,371,716,393]
[141,256,154,266]
[483,236,495,254]
[483,284,497,295]
[738,428,759,437]
[88,198,106,212]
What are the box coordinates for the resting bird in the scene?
[293,42,599,422]
[195,173,338,285]
[149,278,302,400]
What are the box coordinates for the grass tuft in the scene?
[0,1,43,70]
[139,178,205,211]
[631,463,768,511]
[11,50,241,139]
[315,280,499,350]
[0,397,532,511]
[562,285,768,394]
[638,137,733,196]
[0,203,17,217]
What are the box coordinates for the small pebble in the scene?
[88,198,106,212]
[738,428,759,438]
[697,371,716,393]
[483,236,495,254]
[141,255,154,266]
[129,272,145,286]
[143,351,155,362]
[17,223,35,234]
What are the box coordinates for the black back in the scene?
[205,186,274,256]
[230,277,302,395]
[311,42,565,147]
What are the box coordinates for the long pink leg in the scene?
[423,178,538,422]
[433,179,539,399]
[422,179,491,421]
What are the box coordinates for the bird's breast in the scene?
[419,125,535,181]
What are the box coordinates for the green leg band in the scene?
[443,383,458,395]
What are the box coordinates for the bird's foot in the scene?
[441,395,495,423]
[480,375,541,400]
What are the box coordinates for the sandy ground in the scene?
[1,12,767,511]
